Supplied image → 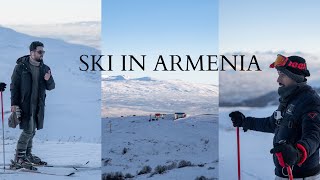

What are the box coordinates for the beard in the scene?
[34,56,43,62]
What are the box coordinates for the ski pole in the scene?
[237,127,241,180]
[1,91,5,171]
[287,166,293,180]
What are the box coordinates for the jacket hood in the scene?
[16,55,44,65]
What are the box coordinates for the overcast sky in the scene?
[220,0,320,54]
[0,0,100,25]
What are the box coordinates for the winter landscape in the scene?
[0,25,101,179]
[102,76,218,179]
[101,75,218,117]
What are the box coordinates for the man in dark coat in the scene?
[10,41,55,167]
[229,55,320,179]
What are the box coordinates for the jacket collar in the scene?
[16,55,43,66]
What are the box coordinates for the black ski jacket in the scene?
[242,85,320,178]
[10,55,55,130]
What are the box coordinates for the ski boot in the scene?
[10,149,37,171]
[26,148,47,166]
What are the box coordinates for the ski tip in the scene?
[67,172,75,176]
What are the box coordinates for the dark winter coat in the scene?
[242,85,320,178]
[10,55,55,130]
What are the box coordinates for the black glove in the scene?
[0,82,6,92]
[270,141,300,167]
[229,111,245,127]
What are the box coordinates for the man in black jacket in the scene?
[229,55,320,179]
[10,41,55,168]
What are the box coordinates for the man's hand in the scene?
[44,70,51,81]
[229,111,245,127]
[270,142,301,167]
[11,106,22,119]
[11,106,16,112]
[0,82,6,92]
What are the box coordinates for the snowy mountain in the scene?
[221,85,320,107]
[5,21,101,49]
[0,26,101,179]
[102,114,218,180]
[101,75,218,117]
[101,76,218,179]
[104,75,130,81]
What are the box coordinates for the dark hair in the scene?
[29,41,44,51]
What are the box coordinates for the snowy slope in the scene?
[0,139,101,180]
[7,21,101,49]
[102,114,218,179]
[101,75,218,117]
[0,26,101,179]
[219,106,279,179]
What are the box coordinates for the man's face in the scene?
[277,71,297,87]
[31,46,45,61]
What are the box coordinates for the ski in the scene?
[5,159,79,177]
[3,160,91,169]
[35,161,91,169]
[4,167,76,177]
[18,168,75,176]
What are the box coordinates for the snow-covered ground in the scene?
[101,75,218,179]
[219,106,278,179]
[102,114,218,180]
[0,139,100,180]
